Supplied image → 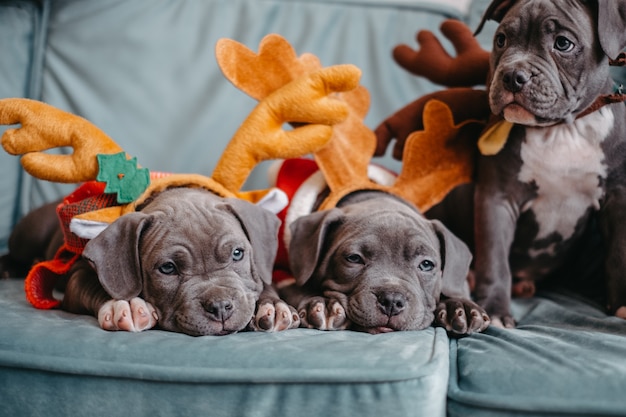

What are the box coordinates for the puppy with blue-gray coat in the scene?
[464,0,626,327]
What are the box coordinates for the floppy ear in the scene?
[474,0,517,35]
[431,219,472,299]
[82,211,152,300]
[288,208,344,286]
[597,0,626,60]
[218,198,280,285]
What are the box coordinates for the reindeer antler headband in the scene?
[0,63,361,224]
[217,34,477,212]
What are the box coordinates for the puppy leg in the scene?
[473,184,518,328]
[61,259,157,332]
[1,201,62,278]
[434,297,490,336]
[599,186,626,318]
[249,284,300,332]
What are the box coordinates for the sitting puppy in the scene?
[468,0,626,327]
[278,186,489,336]
[5,188,299,336]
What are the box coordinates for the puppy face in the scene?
[83,188,279,336]
[289,197,471,333]
[487,0,607,126]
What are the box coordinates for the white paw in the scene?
[299,297,349,330]
[97,297,158,332]
[250,300,300,332]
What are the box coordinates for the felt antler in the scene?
[392,19,490,87]
[389,100,485,210]
[0,98,124,183]
[217,34,385,210]
[218,33,488,212]
[212,64,362,195]
[0,61,360,223]
[216,34,322,100]
[374,19,494,211]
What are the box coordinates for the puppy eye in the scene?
[554,36,574,52]
[158,261,177,275]
[418,260,435,272]
[495,33,506,48]
[232,247,245,262]
[345,254,364,264]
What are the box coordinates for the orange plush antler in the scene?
[0,61,360,222]
[0,98,124,183]
[212,64,362,195]
[218,33,487,212]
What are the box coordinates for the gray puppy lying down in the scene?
[5,188,300,336]
[279,190,490,336]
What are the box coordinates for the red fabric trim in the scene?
[24,245,80,309]
[273,159,320,275]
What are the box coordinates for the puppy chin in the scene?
[365,326,396,334]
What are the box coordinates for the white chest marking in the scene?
[518,108,613,254]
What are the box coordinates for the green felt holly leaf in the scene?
[96,152,150,204]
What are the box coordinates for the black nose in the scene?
[502,69,530,92]
[377,292,407,317]
[203,300,234,322]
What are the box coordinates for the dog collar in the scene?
[478,87,626,156]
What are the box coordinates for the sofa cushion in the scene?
[0,278,451,417]
[448,291,626,417]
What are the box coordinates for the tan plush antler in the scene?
[390,99,484,211]
[0,98,123,183]
[216,34,321,100]
[216,34,380,210]
[218,33,487,213]
[212,64,362,194]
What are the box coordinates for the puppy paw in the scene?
[298,297,350,330]
[615,306,626,319]
[435,298,490,336]
[489,315,516,329]
[250,299,300,332]
[512,280,536,298]
[98,298,158,332]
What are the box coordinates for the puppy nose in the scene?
[203,300,234,322]
[377,292,407,317]
[502,69,530,92]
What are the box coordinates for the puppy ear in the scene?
[475,0,517,35]
[596,0,626,60]
[219,198,280,285]
[289,208,344,286]
[82,211,151,300]
[431,219,472,299]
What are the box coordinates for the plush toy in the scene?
[0,54,361,308]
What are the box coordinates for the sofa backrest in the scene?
[0,0,496,252]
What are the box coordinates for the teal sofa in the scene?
[2,1,626,416]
